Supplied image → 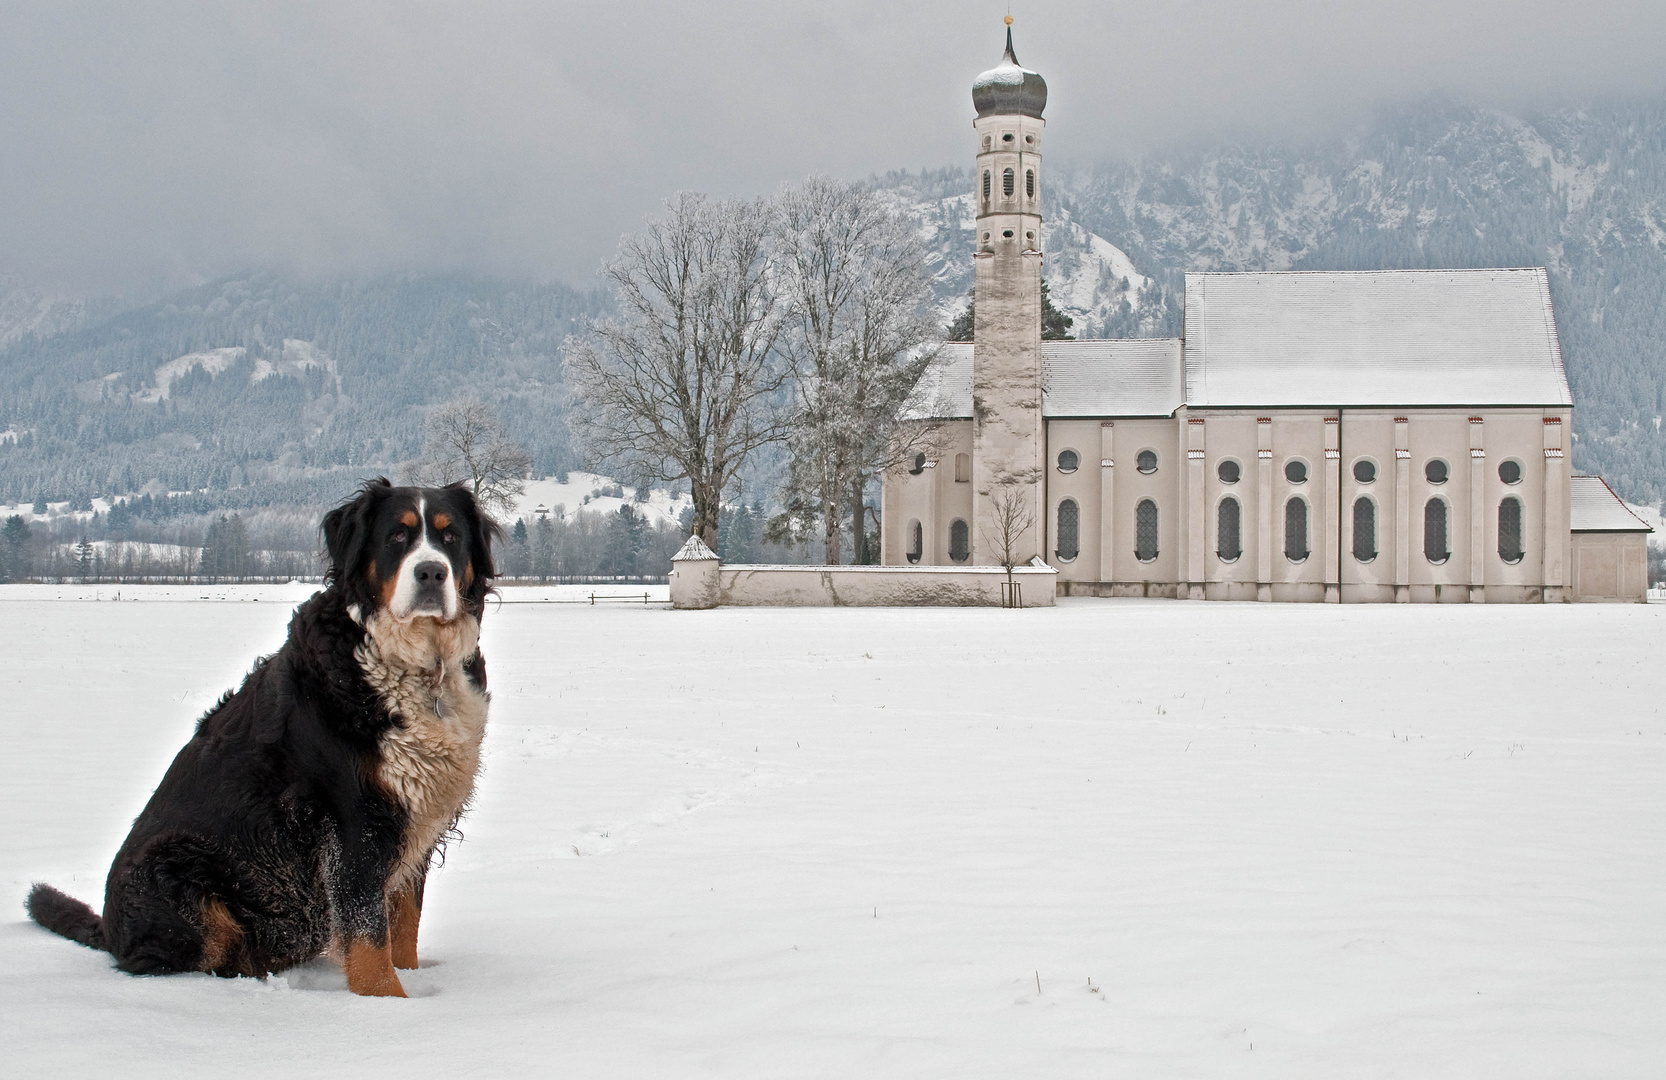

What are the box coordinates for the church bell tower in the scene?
[970,21,1048,564]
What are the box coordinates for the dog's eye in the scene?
[443,532,456,545]
[391,530,407,544]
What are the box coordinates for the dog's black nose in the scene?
[414,561,448,585]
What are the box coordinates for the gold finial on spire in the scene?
[1004,14,1013,25]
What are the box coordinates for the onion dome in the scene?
[971,26,1047,120]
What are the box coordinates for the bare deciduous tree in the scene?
[773,176,941,564]
[565,192,789,550]
[408,398,531,518]
[980,479,1037,595]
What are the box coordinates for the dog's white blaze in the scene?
[389,497,459,622]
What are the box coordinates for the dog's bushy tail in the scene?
[26,883,107,951]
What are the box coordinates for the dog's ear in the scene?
[322,478,391,604]
[445,482,500,611]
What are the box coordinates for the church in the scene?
[879,26,1651,603]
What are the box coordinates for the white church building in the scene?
[879,27,1650,603]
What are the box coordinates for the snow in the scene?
[139,347,246,403]
[509,472,692,530]
[3,591,1664,1076]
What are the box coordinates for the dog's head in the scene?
[322,479,498,623]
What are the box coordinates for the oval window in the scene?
[1498,497,1524,563]
[1056,500,1079,562]
[1218,459,1241,484]
[1425,459,1449,485]
[949,519,970,563]
[1025,169,1035,198]
[909,453,926,475]
[1424,498,1450,563]
[982,171,991,199]
[1136,450,1158,475]
[1353,459,1377,484]
[1056,449,1079,474]
[1352,498,1377,562]
[1135,499,1159,561]
[1498,459,1522,485]
[1285,497,1310,563]
[1002,168,1015,196]
[1217,496,1242,562]
[1285,460,1308,484]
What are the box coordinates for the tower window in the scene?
[1425,459,1449,485]
[1056,449,1079,474]
[1424,498,1450,564]
[907,520,922,564]
[949,519,970,562]
[1025,134,1034,144]
[982,135,991,150]
[1499,459,1523,485]
[1055,499,1079,562]
[1218,496,1242,562]
[1002,132,1014,142]
[955,453,970,483]
[1285,497,1310,563]
[1135,500,1159,561]
[1026,169,1034,198]
[1498,497,1524,563]
[1136,450,1158,474]
[983,171,991,199]
[1353,497,1377,562]
[1002,230,1013,238]
[1003,168,1015,196]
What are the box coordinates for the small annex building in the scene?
[879,26,1650,602]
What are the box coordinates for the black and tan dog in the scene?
[27,479,498,996]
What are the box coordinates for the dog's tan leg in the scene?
[343,938,407,997]
[388,889,421,970]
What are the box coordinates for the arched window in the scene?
[1055,500,1079,561]
[1217,496,1242,562]
[906,520,923,564]
[954,453,970,483]
[1002,167,1015,196]
[982,171,991,199]
[909,452,926,475]
[1056,449,1078,474]
[1135,499,1159,562]
[1025,169,1035,198]
[1285,497,1310,562]
[1353,497,1377,562]
[1498,497,1524,563]
[1136,449,1158,474]
[1424,498,1450,563]
[949,519,970,562]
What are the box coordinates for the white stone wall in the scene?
[1570,531,1649,602]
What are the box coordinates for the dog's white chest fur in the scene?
[355,611,489,891]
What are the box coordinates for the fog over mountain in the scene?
[2,3,1664,293]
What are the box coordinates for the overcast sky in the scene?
[3,1,1664,295]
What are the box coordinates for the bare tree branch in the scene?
[407,398,530,518]
[565,192,789,549]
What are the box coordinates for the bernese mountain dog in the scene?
[26,479,498,997]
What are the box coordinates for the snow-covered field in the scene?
[2,589,1663,1077]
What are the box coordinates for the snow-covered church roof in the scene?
[906,268,1573,421]
[904,339,1185,420]
[1183,268,1573,408]
[1569,476,1653,532]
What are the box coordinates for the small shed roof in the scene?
[1183,268,1573,408]
[902,339,1184,420]
[1569,476,1653,532]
